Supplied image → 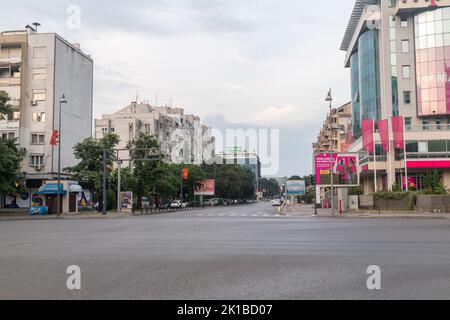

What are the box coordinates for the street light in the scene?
[56,94,67,218]
[325,89,335,216]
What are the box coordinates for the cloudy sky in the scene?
[2,0,355,177]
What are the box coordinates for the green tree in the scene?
[260,178,280,198]
[0,91,12,120]
[0,137,24,195]
[65,133,120,204]
[127,133,161,209]
[422,170,447,195]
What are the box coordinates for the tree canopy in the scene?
[0,137,23,195]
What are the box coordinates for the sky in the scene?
[1,0,356,177]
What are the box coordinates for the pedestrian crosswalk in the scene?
[168,212,294,218]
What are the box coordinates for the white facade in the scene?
[0,28,93,206]
[94,102,214,165]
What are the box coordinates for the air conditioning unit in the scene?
[31,101,37,106]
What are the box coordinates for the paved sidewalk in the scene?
[284,205,450,219]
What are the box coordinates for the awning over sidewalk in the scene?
[35,184,67,195]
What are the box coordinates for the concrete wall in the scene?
[52,35,93,171]
[416,195,450,212]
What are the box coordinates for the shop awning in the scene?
[68,184,83,193]
[35,184,67,195]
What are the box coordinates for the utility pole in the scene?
[117,160,122,213]
[103,149,107,215]
[326,89,335,216]
[56,94,67,218]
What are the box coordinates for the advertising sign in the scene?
[120,192,133,209]
[287,180,305,196]
[315,153,359,187]
[194,179,215,196]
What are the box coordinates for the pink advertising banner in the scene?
[377,119,390,152]
[315,153,359,187]
[392,116,404,150]
[362,119,374,153]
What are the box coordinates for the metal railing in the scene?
[406,124,450,132]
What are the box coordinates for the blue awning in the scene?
[35,184,67,195]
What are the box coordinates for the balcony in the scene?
[0,77,20,86]
[395,0,450,15]
[406,124,450,132]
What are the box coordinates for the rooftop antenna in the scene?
[32,22,41,32]
[135,89,139,104]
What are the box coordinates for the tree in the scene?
[65,133,120,204]
[204,164,255,200]
[260,178,280,198]
[422,170,447,195]
[0,91,12,120]
[127,133,161,209]
[0,137,23,195]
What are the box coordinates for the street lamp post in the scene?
[56,94,67,218]
[325,89,335,216]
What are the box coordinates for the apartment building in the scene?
[342,0,450,193]
[0,27,93,207]
[94,102,215,165]
[313,102,353,153]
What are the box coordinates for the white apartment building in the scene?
[0,27,93,208]
[94,102,215,165]
[342,0,450,193]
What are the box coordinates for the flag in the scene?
[362,119,374,153]
[182,168,189,181]
[50,130,59,146]
[377,119,390,152]
[392,116,405,150]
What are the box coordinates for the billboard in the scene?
[120,192,133,209]
[194,179,215,196]
[315,153,359,187]
[287,180,305,196]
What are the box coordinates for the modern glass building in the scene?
[340,0,450,194]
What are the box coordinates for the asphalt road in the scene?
[1,202,450,300]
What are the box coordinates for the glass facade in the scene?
[358,29,381,123]
[415,7,450,116]
[350,53,361,136]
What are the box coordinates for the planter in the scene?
[373,196,410,211]
[416,195,450,213]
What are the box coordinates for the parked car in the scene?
[170,200,182,208]
[142,197,150,208]
[271,199,282,207]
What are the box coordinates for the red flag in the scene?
[50,130,59,146]
[377,119,390,152]
[182,168,189,181]
[392,116,405,150]
[362,119,374,153]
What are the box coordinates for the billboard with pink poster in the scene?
[315,153,359,187]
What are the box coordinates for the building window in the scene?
[101,127,108,133]
[401,40,409,53]
[13,112,20,120]
[436,117,442,130]
[402,65,411,79]
[401,17,408,28]
[405,117,412,130]
[29,154,44,167]
[32,89,46,102]
[31,133,45,145]
[32,112,46,122]
[33,47,46,58]
[403,91,411,104]
[32,68,47,80]
[422,118,430,130]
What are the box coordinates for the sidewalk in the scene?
[284,205,450,220]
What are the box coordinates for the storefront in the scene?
[34,181,83,214]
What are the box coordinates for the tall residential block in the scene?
[0,28,93,207]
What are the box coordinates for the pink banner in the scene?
[392,116,404,150]
[377,119,390,152]
[362,119,374,153]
